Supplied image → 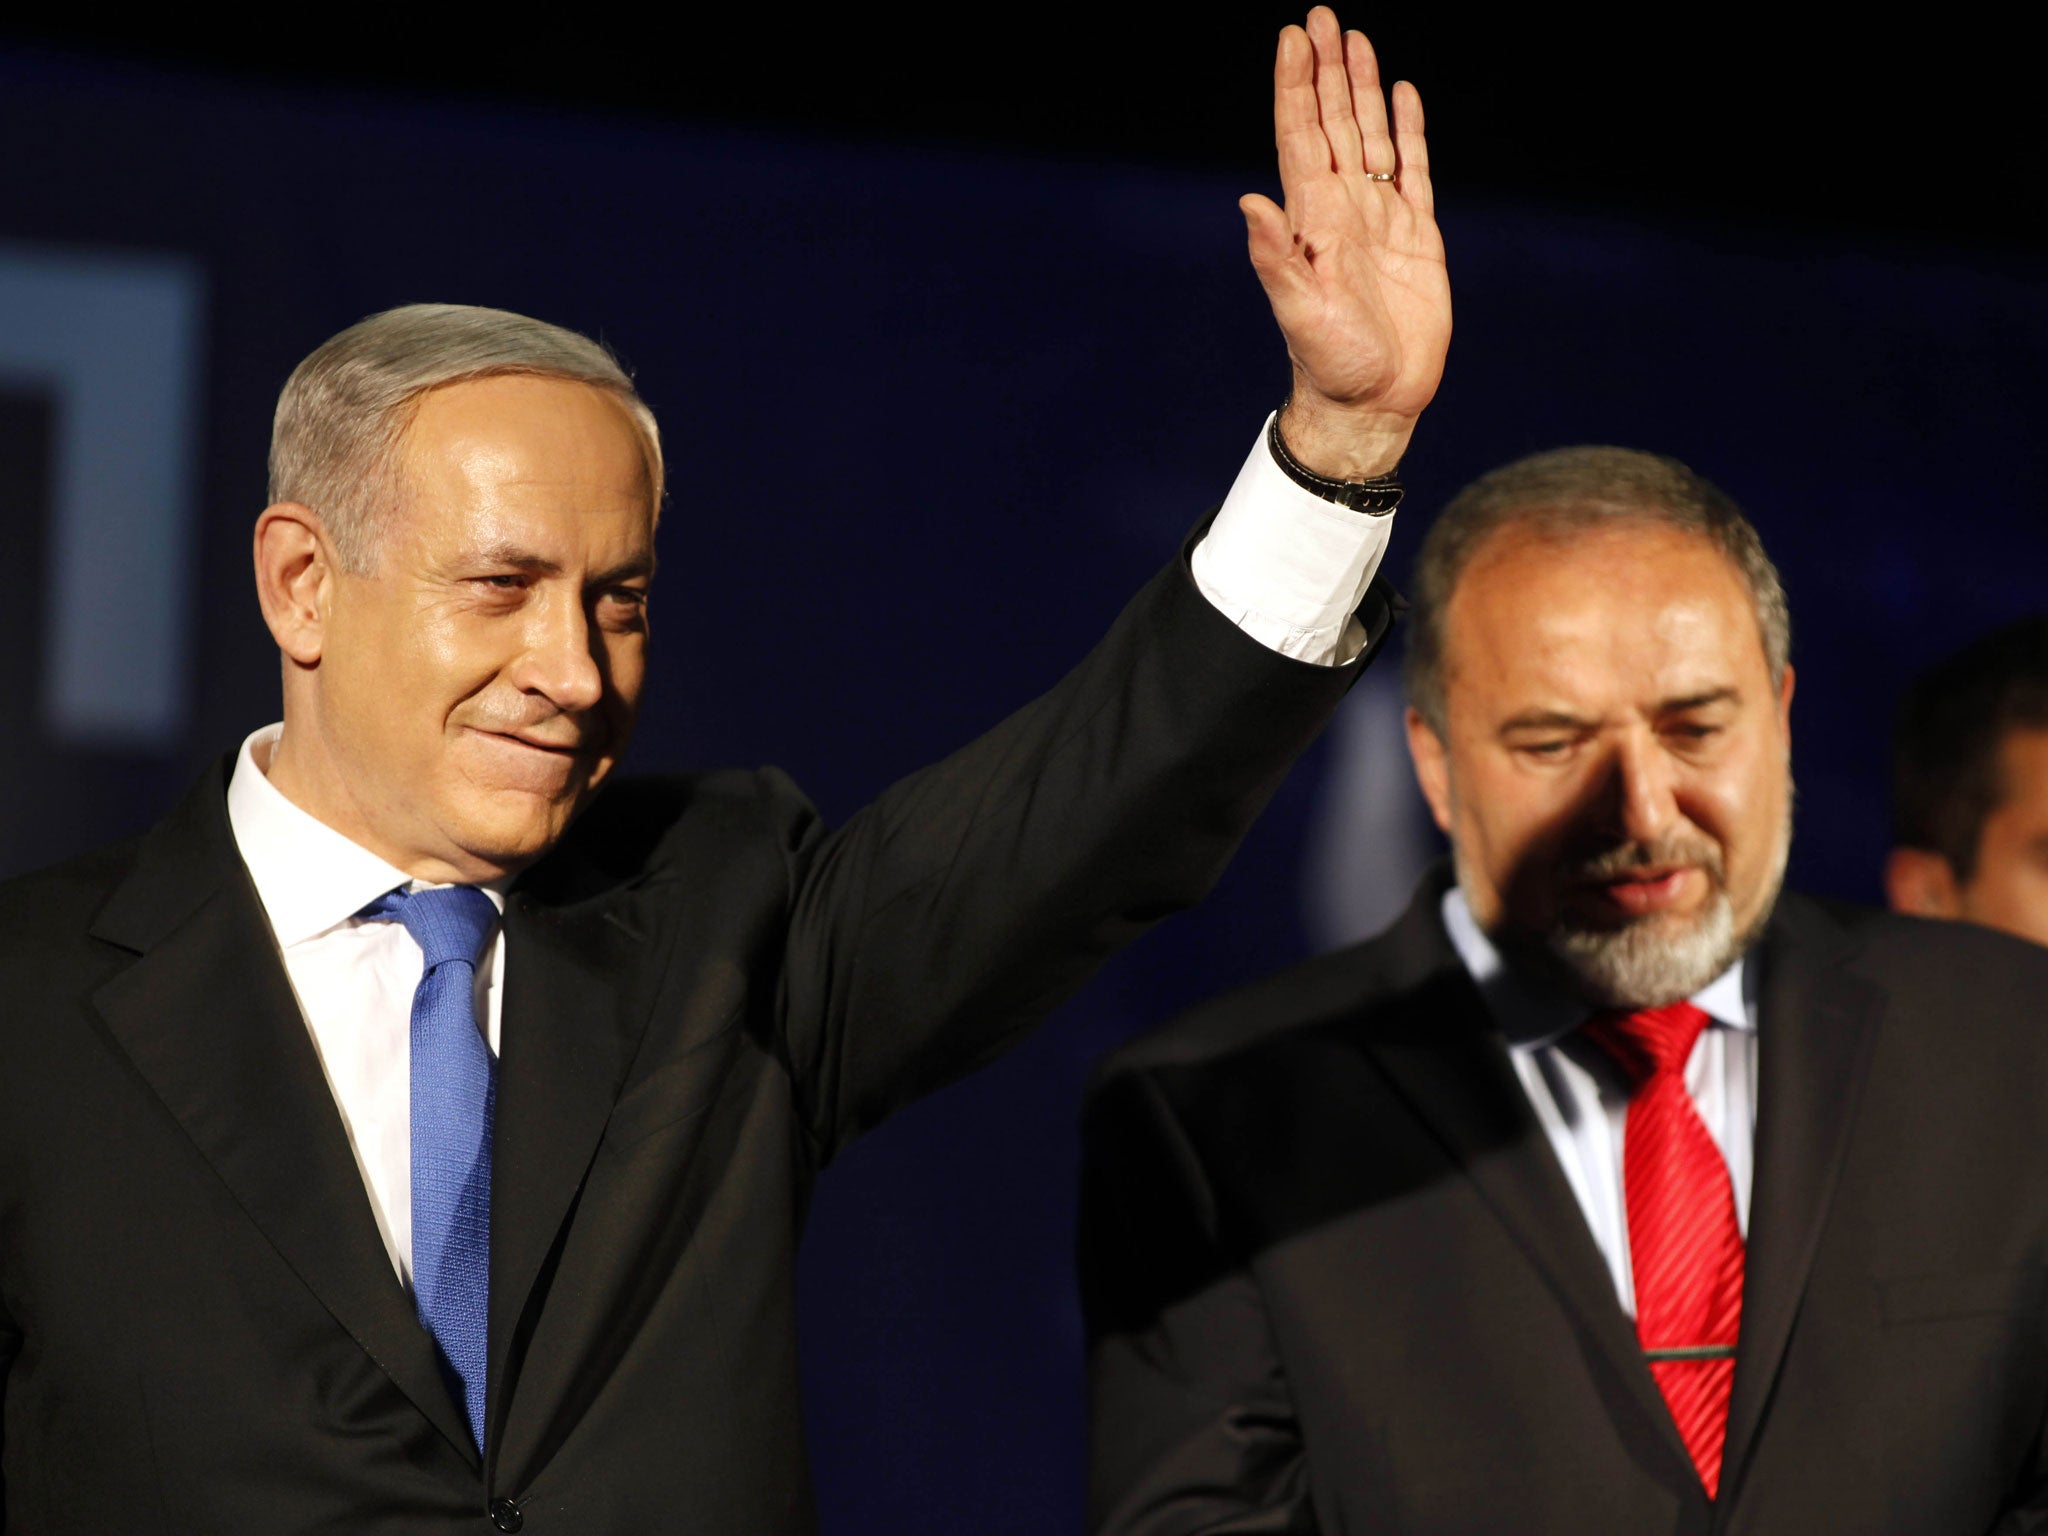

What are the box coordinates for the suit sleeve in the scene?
[1080,1065,1317,1535]
[774,530,1395,1157]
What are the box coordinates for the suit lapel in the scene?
[1715,896,1882,1513]
[86,767,480,1465]
[1354,881,1699,1487]
[485,877,654,1455]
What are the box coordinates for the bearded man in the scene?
[1081,447,2048,1535]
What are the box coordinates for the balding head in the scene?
[268,303,664,574]
[1403,446,1789,737]
[1402,447,1796,1009]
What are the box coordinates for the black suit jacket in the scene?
[0,550,1392,1534]
[1083,870,2048,1535]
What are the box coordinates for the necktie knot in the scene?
[1583,1000,1712,1088]
[359,884,498,972]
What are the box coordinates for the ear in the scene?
[1777,662,1797,730]
[1883,846,1963,919]
[1405,707,1456,836]
[253,503,336,666]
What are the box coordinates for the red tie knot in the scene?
[1583,1001,1712,1088]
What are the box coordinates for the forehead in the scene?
[1442,519,1769,710]
[394,374,657,550]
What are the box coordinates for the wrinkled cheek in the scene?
[1451,815,1534,932]
[1721,789,1791,932]
[1499,821,1581,922]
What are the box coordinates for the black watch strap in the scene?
[1268,412,1405,516]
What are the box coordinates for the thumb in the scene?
[1240,194,1299,286]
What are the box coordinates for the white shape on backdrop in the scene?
[0,242,204,747]
[1301,666,1442,951]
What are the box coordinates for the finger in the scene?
[1306,7,1364,174]
[1347,30,1396,177]
[1272,25,1330,202]
[1392,80,1434,215]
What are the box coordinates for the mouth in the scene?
[467,726,589,756]
[459,725,599,795]
[1584,865,1699,918]
[506,733,583,756]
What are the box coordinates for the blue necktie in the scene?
[360,884,499,1451]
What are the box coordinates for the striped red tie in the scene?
[1583,1002,1744,1498]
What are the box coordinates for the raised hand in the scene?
[1243,8,1451,479]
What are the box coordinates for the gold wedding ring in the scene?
[1364,171,1396,182]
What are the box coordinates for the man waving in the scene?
[0,10,1447,1533]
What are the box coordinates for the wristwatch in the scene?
[1268,412,1405,516]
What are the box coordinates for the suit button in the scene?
[488,1498,524,1532]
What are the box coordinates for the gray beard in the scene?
[1461,807,1791,1012]
[1547,889,1742,1009]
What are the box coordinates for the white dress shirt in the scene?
[225,418,1395,1284]
[226,724,507,1289]
[1192,413,1395,667]
[1440,888,1759,1317]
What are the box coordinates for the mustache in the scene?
[1565,834,1725,885]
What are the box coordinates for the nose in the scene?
[1605,728,1679,849]
[512,590,605,714]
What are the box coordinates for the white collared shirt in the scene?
[221,419,1394,1284]
[226,723,508,1288]
[1441,888,1759,1317]
[1192,413,1396,667]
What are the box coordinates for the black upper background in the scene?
[8,7,2040,258]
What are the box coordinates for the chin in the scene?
[1549,895,1740,1010]
[448,803,576,876]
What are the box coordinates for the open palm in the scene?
[1244,9,1451,474]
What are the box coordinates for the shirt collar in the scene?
[1441,886,1754,1053]
[225,723,506,950]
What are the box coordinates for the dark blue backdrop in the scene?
[3,48,2043,1532]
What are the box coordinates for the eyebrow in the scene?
[594,554,658,586]
[1496,689,1741,735]
[1499,709,1597,734]
[476,542,658,584]
[1656,688,1740,714]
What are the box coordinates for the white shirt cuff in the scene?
[1189,412,1396,666]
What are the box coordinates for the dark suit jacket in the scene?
[0,550,1392,1534]
[1083,869,2048,1535]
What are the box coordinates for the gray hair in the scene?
[1403,446,1790,735]
[268,303,664,573]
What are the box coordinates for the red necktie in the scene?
[1583,1002,1744,1498]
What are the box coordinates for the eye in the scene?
[1515,738,1575,760]
[596,586,650,628]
